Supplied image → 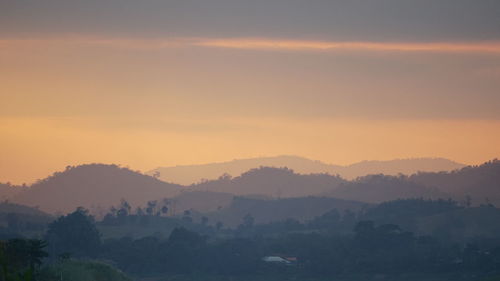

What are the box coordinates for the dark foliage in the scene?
[45,208,100,258]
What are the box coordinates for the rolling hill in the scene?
[325,174,447,203]
[9,160,499,217]
[0,183,27,200]
[0,201,53,238]
[410,159,500,205]
[149,155,465,184]
[201,196,369,227]
[12,164,183,214]
[190,166,346,198]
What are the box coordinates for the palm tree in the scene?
[26,240,48,272]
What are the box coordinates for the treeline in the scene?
[0,239,47,281]
[98,223,500,277]
[3,199,500,280]
[38,202,500,278]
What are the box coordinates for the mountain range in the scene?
[2,159,498,215]
[148,156,465,185]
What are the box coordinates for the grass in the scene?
[39,259,132,281]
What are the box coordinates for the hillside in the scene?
[343,158,466,179]
[40,260,132,281]
[12,164,183,214]
[203,196,369,227]
[325,174,447,203]
[8,160,499,217]
[169,191,235,214]
[410,160,500,205]
[190,167,346,198]
[0,183,27,200]
[322,161,500,204]
[417,206,500,240]
[0,202,53,237]
[149,156,465,184]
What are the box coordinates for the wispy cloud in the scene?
[1,36,500,54]
[195,38,500,54]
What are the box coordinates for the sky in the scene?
[1,0,500,184]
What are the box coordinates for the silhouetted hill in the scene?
[0,202,53,237]
[169,191,234,214]
[203,196,369,227]
[324,161,500,205]
[9,160,499,217]
[190,167,346,198]
[410,160,500,205]
[12,164,182,214]
[325,174,447,203]
[0,201,50,217]
[342,158,466,179]
[188,167,447,203]
[0,183,27,200]
[350,198,500,240]
[417,206,500,240]
[149,156,465,184]
[359,198,462,232]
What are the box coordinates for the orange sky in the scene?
[1,115,500,184]
[1,36,500,184]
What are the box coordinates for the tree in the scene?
[165,228,206,273]
[118,199,131,217]
[146,201,157,216]
[242,214,254,228]
[0,239,48,281]
[135,207,145,216]
[26,240,48,272]
[161,206,169,216]
[45,208,101,258]
[182,210,192,223]
[6,213,20,232]
[215,221,224,231]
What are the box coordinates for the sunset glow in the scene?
[196,38,500,53]
[2,37,500,54]
[1,0,499,184]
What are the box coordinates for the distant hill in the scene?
[186,162,498,205]
[190,166,346,198]
[355,198,500,240]
[410,159,500,205]
[187,167,450,203]
[149,156,465,184]
[417,206,500,240]
[325,174,447,203]
[202,196,369,227]
[0,183,27,200]
[169,191,234,214]
[12,164,183,214]
[326,160,500,205]
[0,201,50,217]
[9,160,498,217]
[342,158,466,179]
[0,202,53,237]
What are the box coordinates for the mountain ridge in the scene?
[13,164,183,214]
[149,155,466,184]
[11,159,499,216]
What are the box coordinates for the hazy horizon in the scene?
[2,2,500,280]
[2,0,500,184]
[0,154,477,185]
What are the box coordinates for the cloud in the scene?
[1,36,500,54]
[195,38,500,54]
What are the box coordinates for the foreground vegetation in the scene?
[39,260,131,281]
[2,197,500,281]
